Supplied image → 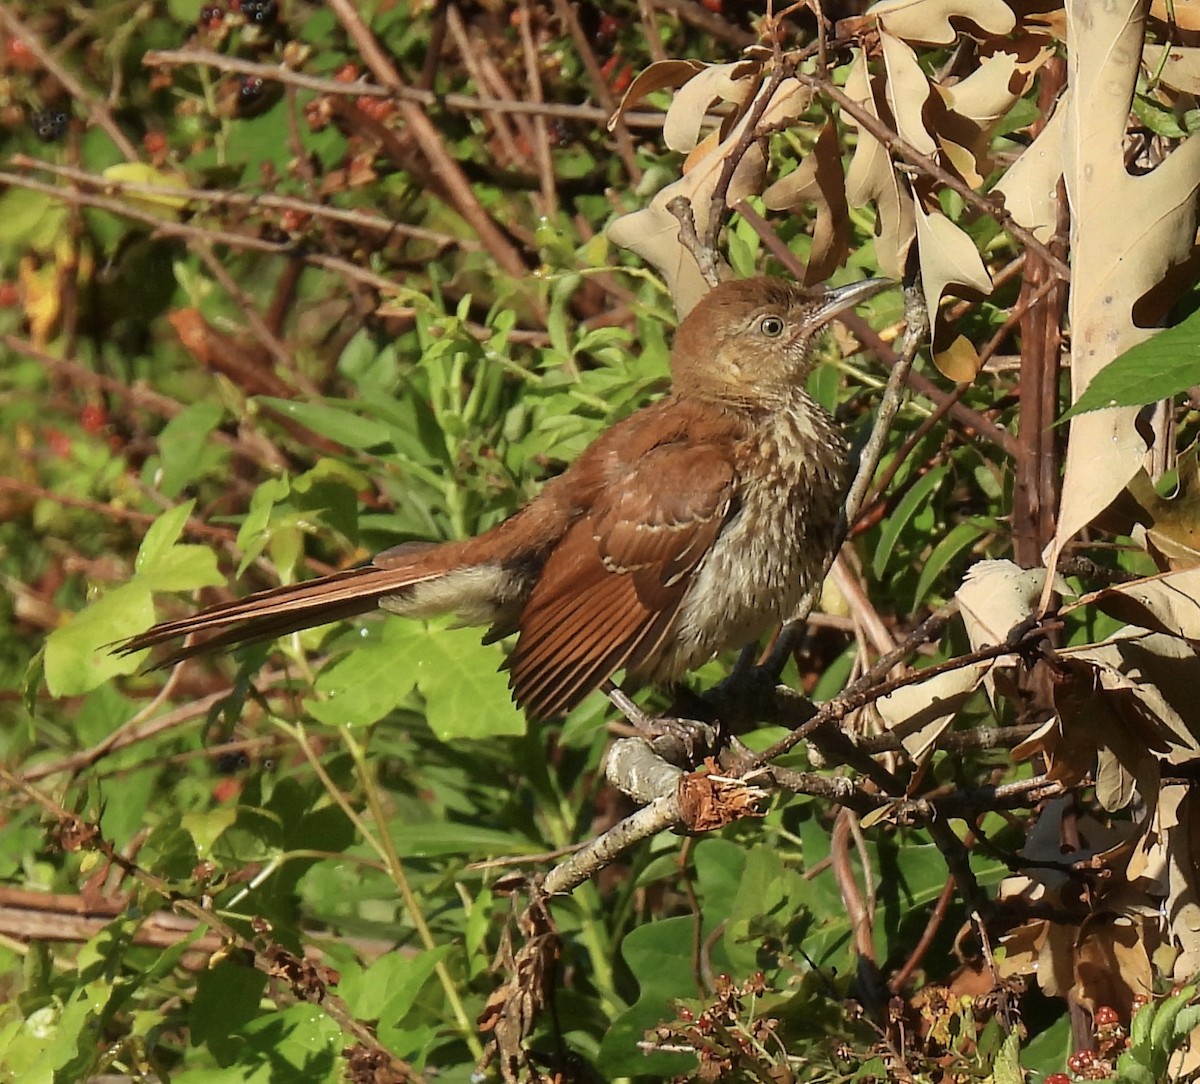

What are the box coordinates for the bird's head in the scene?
[670,276,890,411]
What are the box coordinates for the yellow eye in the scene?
[759,315,785,337]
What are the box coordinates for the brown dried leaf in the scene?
[1053,1,1200,552]
[1061,630,1200,755]
[1127,451,1200,571]
[1150,0,1200,31]
[1153,784,1200,980]
[1072,569,1200,641]
[880,31,937,156]
[677,760,767,831]
[663,61,758,153]
[607,77,809,314]
[913,202,993,323]
[933,42,1054,183]
[993,96,1066,243]
[874,659,990,764]
[872,0,1017,45]
[1075,915,1154,1015]
[1145,44,1200,94]
[843,51,916,280]
[762,119,851,284]
[607,59,706,131]
[932,334,982,381]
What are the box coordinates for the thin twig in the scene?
[142,46,678,128]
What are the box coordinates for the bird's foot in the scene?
[602,682,720,767]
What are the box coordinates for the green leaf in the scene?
[873,465,949,579]
[912,520,985,609]
[305,621,422,727]
[387,821,541,858]
[44,585,154,696]
[409,622,526,741]
[1061,307,1200,421]
[134,500,195,573]
[155,401,225,498]
[258,397,394,450]
[342,946,452,1023]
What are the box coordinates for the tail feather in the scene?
[118,563,443,664]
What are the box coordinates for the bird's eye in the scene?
[759,315,786,337]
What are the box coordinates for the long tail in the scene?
[118,561,445,666]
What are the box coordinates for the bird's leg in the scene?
[602,681,719,766]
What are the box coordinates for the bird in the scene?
[119,276,889,719]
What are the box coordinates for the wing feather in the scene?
[510,442,737,717]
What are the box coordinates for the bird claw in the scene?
[601,682,719,765]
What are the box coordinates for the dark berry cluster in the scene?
[30,108,69,142]
[234,0,279,26]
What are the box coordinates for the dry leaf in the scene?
[932,334,982,381]
[762,119,851,284]
[875,660,990,764]
[608,58,705,131]
[880,30,938,156]
[992,95,1067,243]
[663,61,757,153]
[871,0,1016,45]
[1053,0,1200,553]
[1150,0,1200,31]
[607,77,809,314]
[843,50,916,280]
[1071,569,1200,641]
[913,202,993,322]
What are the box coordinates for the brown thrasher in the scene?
[121,276,888,718]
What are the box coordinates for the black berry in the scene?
[239,0,279,26]
[30,109,69,142]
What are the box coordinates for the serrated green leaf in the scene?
[1149,985,1195,1073]
[305,620,422,727]
[409,622,525,740]
[992,1030,1023,1084]
[1116,1048,1156,1084]
[44,585,154,696]
[1062,307,1200,421]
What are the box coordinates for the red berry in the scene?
[0,281,18,307]
[143,130,168,156]
[1094,1006,1120,1028]
[1045,1075,1071,1084]
[333,62,359,83]
[79,404,107,434]
[45,428,72,459]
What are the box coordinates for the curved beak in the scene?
[811,278,892,325]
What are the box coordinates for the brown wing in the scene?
[508,442,737,718]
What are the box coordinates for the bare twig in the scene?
[142,46,677,127]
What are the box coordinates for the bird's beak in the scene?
[810,278,892,325]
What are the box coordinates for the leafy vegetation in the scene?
[3,1,1200,1082]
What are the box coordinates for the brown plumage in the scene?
[119,276,888,718]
